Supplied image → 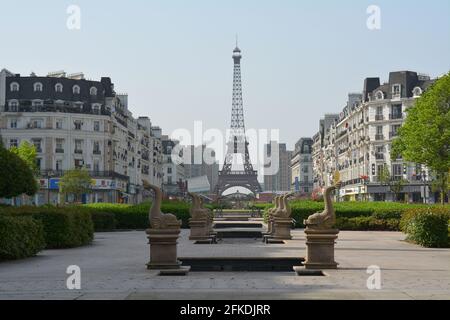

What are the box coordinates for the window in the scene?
[376,126,383,135]
[56,159,63,171]
[93,141,101,154]
[73,85,81,94]
[32,100,43,107]
[74,120,82,130]
[56,138,64,153]
[32,139,42,153]
[10,119,17,128]
[36,158,42,170]
[392,164,403,180]
[9,100,19,112]
[93,121,100,132]
[34,82,43,92]
[30,119,43,129]
[74,159,84,169]
[167,167,172,174]
[93,159,100,172]
[167,176,173,184]
[392,84,401,98]
[92,104,101,115]
[9,139,18,148]
[56,119,63,129]
[55,83,63,92]
[375,91,384,100]
[90,87,97,96]
[10,82,19,92]
[413,87,422,97]
[74,139,83,153]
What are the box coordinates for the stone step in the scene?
[214,222,263,229]
[179,257,305,272]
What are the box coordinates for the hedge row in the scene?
[264,200,447,231]
[400,207,450,248]
[83,201,191,230]
[0,215,46,261]
[0,206,94,249]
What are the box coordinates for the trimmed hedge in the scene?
[90,211,117,232]
[263,200,448,231]
[0,215,46,261]
[84,201,191,229]
[401,207,450,248]
[0,206,94,249]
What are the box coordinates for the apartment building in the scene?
[161,135,187,197]
[312,71,436,202]
[184,144,219,193]
[0,69,163,205]
[263,142,292,192]
[290,138,313,194]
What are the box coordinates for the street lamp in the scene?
[421,170,428,204]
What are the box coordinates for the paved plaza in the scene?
[0,229,449,300]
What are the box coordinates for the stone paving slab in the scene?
[0,230,449,300]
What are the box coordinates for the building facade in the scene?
[184,144,219,193]
[312,71,436,202]
[263,142,292,192]
[0,69,163,205]
[161,135,187,197]
[290,138,313,194]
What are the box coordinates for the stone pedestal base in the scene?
[189,220,209,240]
[146,228,183,270]
[272,218,293,240]
[304,228,339,270]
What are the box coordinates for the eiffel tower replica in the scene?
[215,44,262,196]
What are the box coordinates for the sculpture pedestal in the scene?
[189,219,209,240]
[304,228,339,269]
[272,218,293,240]
[146,228,184,270]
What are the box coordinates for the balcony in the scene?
[375,114,384,121]
[93,150,101,155]
[375,134,384,141]
[55,148,64,154]
[74,149,83,154]
[389,113,403,120]
[375,153,384,160]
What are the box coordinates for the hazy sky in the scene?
[1,0,449,150]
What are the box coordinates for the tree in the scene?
[0,141,38,200]
[378,166,407,202]
[10,141,39,176]
[58,168,93,204]
[391,72,450,205]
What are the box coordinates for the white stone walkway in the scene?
[0,230,449,300]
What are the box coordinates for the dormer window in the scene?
[55,83,63,93]
[392,84,401,98]
[375,91,384,100]
[10,82,20,92]
[34,82,43,92]
[73,85,81,94]
[90,87,98,96]
[9,100,19,112]
[413,87,422,97]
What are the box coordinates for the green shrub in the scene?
[401,207,450,248]
[0,215,46,260]
[0,206,94,249]
[84,201,191,229]
[90,211,117,232]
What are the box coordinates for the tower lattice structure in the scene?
[216,45,262,196]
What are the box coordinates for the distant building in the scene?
[184,144,219,193]
[290,138,313,194]
[161,135,186,196]
[263,142,292,192]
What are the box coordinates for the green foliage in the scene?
[0,215,46,261]
[10,140,39,176]
[263,200,446,231]
[90,211,117,232]
[59,168,93,203]
[391,72,450,204]
[400,207,450,248]
[84,201,191,229]
[0,206,94,249]
[0,142,38,199]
